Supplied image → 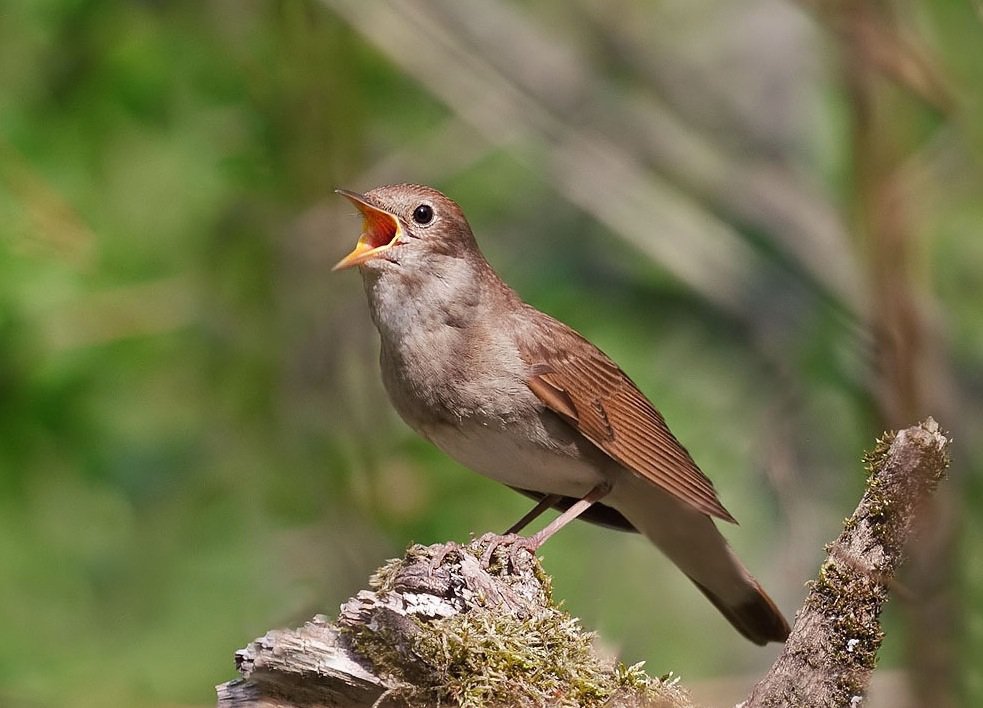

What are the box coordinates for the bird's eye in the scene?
[412,204,434,225]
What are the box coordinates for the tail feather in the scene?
[610,475,790,645]
[691,578,790,645]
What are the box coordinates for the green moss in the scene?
[351,601,643,706]
[420,607,608,705]
[368,555,407,593]
[806,560,884,702]
[842,431,896,538]
[861,430,896,478]
[345,548,688,707]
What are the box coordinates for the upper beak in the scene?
[332,189,403,271]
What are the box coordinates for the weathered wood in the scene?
[744,418,950,707]
[216,616,388,707]
[217,541,689,707]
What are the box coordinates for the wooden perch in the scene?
[218,542,688,707]
[216,419,949,707]
[745,417,950,706]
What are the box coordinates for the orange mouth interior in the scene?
[361,207,398,249]
[332,193,403,271]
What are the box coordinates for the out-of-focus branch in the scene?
[321,0,813,319]
[837,3,962,705]
[0,137,96,269]
[745,418,950,706]
[569,0,862,310]
[37,277,198,351]
[804,0,955,112]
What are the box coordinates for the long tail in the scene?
[609,476,790,645]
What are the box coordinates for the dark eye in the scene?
[412,204,434,225]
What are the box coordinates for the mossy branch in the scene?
[216,419,949,707]
[745,417,950,707]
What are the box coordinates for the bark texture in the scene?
[744,418,950,706]
[217,541,688,707]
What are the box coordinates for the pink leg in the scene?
[505,494,564,534]
[524,482,612,548]
[480,482,612,568]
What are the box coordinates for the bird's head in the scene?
[333,184,479,273]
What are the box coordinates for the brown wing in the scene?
[523,327,736,523]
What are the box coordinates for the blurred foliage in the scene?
[0,1,981,706]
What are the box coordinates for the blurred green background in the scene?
[1,1,981,706]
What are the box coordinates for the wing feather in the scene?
[522,319,735,523]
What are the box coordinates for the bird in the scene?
[333,183,790,645]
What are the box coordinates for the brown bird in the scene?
[334,183,790,645]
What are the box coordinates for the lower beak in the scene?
[332,189,402,271]
[332,234,390,271]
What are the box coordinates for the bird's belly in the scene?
[425,423,605,498]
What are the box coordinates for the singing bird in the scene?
[334,183,789,645]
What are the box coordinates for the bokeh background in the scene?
[1,1,981,706]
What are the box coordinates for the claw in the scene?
[478,532,516,567]
[476,532,539,571]
[506,537,539,570]
[428,541,463,574]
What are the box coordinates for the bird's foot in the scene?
[427,540,464,575]
[475,532,540,571]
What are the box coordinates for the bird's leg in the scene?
[521,481,612,549]
[504,493,563,534]
[480,482,612,569]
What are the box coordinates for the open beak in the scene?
[332,189,403,271]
